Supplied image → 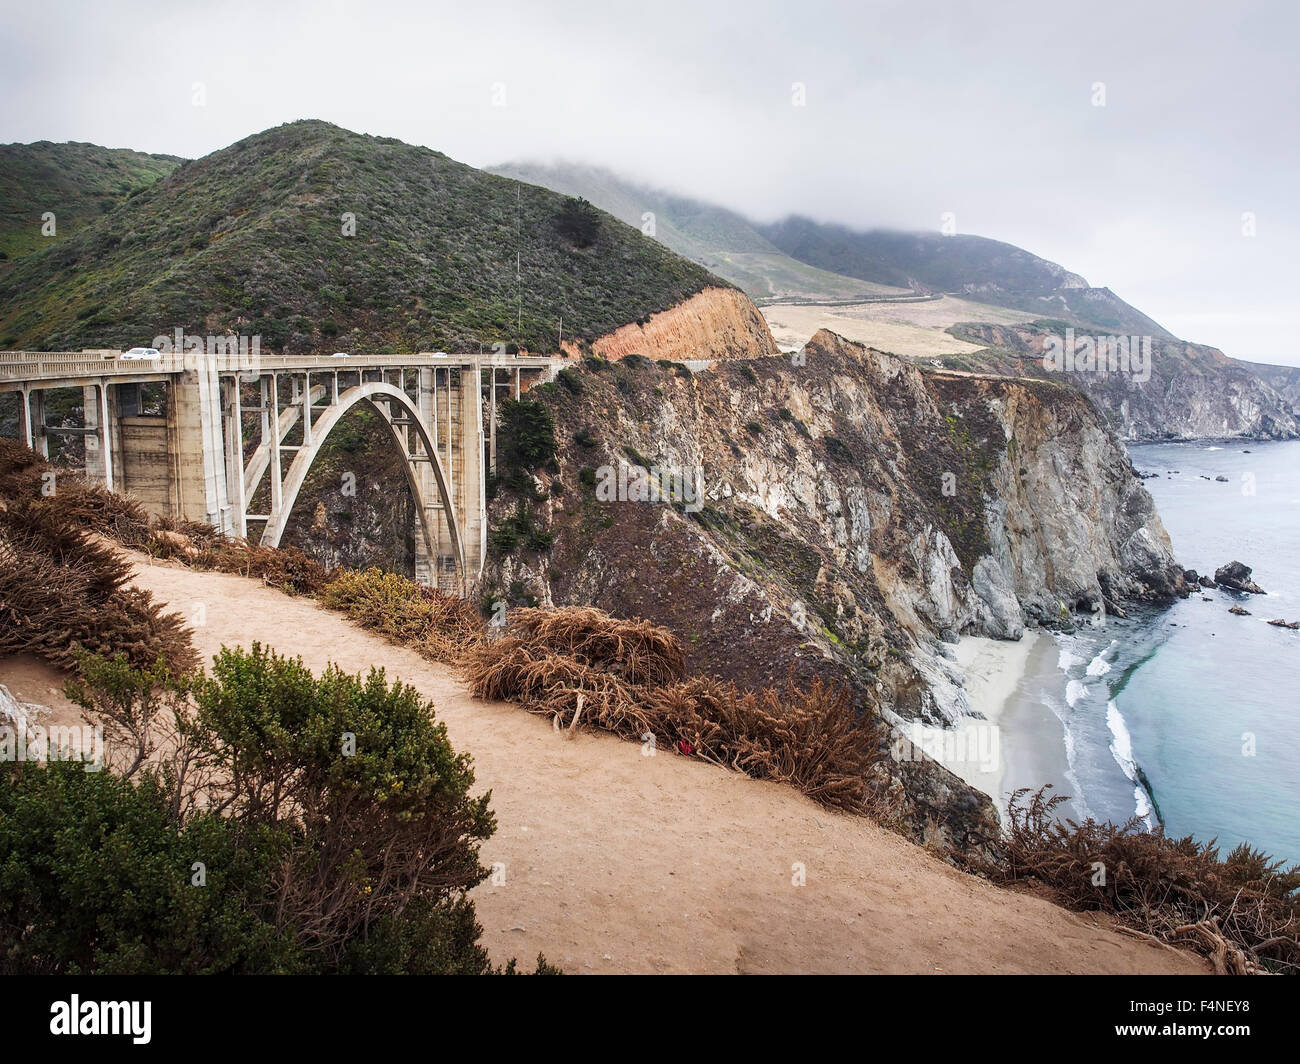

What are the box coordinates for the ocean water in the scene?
[997,440,1300,866]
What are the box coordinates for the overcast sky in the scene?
[3,0,1297,364]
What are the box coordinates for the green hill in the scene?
[490,161,904,303]
[0,122,722,354]
[0,141,182,265]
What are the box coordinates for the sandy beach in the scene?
[904,632,1039,808]
[920,628,1081,822]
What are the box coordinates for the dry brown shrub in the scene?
[507,605,686,685]
[464,614,887,816]
[973,786,1300,974]
[0,440,152,546]
[0,502,196,673]
[225,543,331,596]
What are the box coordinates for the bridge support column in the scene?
[222,377,248,539]
[81,383,115,490]
[413,368,440,587]
[21,389,48,458]
[488,368,498,475]
[458,366,486,590]
[168,359,232,530]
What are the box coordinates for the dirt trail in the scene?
[5,556,1205,974]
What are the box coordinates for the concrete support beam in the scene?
[458,364,486,589]
[24,390,48,457]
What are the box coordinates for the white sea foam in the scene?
[1086,653,1112,677]
[1059,724,1092,821]
[1065,679,1089,707]
[1057,647,1081,671]
[1106,700,1155,827]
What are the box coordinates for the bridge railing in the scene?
[0,350,564,386]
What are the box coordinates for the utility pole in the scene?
[516,184,522,334]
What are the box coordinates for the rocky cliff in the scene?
[1238,358,1300,413]
[564,286,780,363]
[482,328,1188,843]
[949,322,1299,442]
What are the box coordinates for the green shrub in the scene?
[824,435,853,462]
[498,399,556,475]
[0,760,294,975]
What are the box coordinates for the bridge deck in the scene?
[0,351,562,391]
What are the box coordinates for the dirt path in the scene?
[5,556,1205,974]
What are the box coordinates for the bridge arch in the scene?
[257,380,466,586]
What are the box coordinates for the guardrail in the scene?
[0,350,563,386]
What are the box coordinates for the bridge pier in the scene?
[168,362,233,531]
[19,388,47,457]
[81,383,114,490]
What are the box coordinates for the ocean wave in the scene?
[1065,679,1089,707]
[1106,700,1155,827]
[1059,725,1092,821]
[1086,650,1113,677]
[1057,647,1081,671]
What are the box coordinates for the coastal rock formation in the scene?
[483,327,1187,844]
[949,323,1299,442]
[1214,561,1266,595]
[566,286,781,363]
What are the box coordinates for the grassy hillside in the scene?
[0,142,182,264]
[490,161,904,303]
[0,122,723,354]
[759,217,1174,337]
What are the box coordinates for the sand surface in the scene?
[0,558,1205,974]
[906,633,1041,805]
[762,296,1033,356]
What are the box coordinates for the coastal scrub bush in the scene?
[464,606,889,816]
[975,786,1300,975]
[0,647,549,974]
[320,567,483,662]
[497,398,556,496]
[0,760,295,975]
[187,644,496,969]
[0,500,196,673]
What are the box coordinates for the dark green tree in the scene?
[555,196,601,248]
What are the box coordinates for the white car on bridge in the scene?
[120,347,161,360]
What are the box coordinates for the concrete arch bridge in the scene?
[0,350,559,593]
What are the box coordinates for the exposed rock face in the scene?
[566,286,781,363]
[1214,561,1266,595]
[950,322,1299,442]
[483,327,1187,846]
[1240,359,1300,411]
